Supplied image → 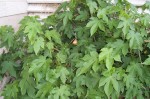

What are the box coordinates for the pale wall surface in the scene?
[0,13,27,31]
[0,0,27,17]
[0,0,27,30]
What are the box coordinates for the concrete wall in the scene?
[0,0,27,30]
[0,13,27,31]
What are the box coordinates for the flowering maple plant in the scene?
[0,0,150,99]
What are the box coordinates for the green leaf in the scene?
[124,74,135,88]
[126,62,143,77]
[36,82,52,98]
[45,30,62,45]
[46,42,54,55]
[143,55,150,65]
[1,61,16,77]
[111,78,119,93]
[77,60,94,76]
[141,14,150,26]
[49,85,70,99]
[104,80,111,98]
[99,77,110,87]
[44,15,57,26]
[19,79,27,95]
[46,69,57,83]
[86,17,105,36]
[56,51,67,63]
[113,54,121,62]
[63,12,73,26]
[24,21,42,42]
[56,67,70,84]
[77,51,98,76]
[58,11,73,26]
[19,78,35,98]
[126,30,143,50]
[0,75,2,80]
[99,48,114,70]
[29,56,46,73]
[75,10,89,21]
[46,42,54,50]
[97,8,108,22]
[109,39,129,56]
[2,81,18,99]
[0,26,14,48]
[33,37,44,55]
[117,17,133,37]
[122,43,129,56]
[86,0,98,14]
[86,89,103,99]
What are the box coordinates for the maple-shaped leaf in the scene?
[55,2,68,13]
[123,74,136,89]
[77,51,98,76]
[19,77,35,98]
[36,82,52,98]
[43,15,57,26]
[75,10,89,21]
[126,30,143,50]
[108,39,129,57]
[99,77,111,87]
[73,75,86,97]
[86,17,105,36]
[45,30,62,45]
[33,37,44,55]
[24,21,42,42]
[86,0,98,14]
[29,56,46,73]
[126,62,143,77]
[73,75,86,88]
[1,61,17,77]
[0,26,14,48]
[49,85,71,99]
[46,42,54,50]
[58,11,73,26]
[111,78,119,94]
[86,89,104,99]
[56,51,67,63]
[97,8,108,22]
[77,60,94,76]
[99,75,120,97]
[140,14,150,27]
[99,76,114,99]
[104,80,113,98]
[99,48,114,70]
[46,42,54,55]
[117,17,134,37]
[46,69,58,83]
[143,55,150,65]
[74,87,85,97]
[140,28,147,37]
[84,75,99,89]
[2,81,19,99]
[55,67,70,84]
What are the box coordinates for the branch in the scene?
[0,74,11,94]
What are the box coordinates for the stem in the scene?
[53,48,59,52]
[0,73,11,93]
[138,50,143,64]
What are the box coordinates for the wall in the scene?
[27,0,70,19]
[0,0,28,30]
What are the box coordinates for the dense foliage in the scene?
[0,0,150,99]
